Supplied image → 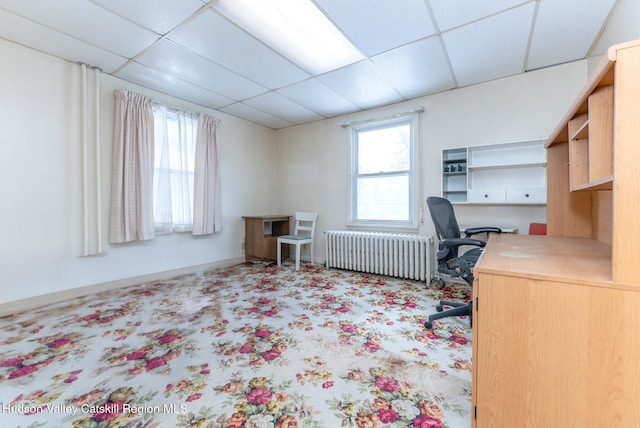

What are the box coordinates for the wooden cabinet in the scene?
[471,40,640,427]
[442,140,547,205]
[472,235,640,428]
[242,215,290,261]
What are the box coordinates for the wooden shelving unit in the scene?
[471,40,640,428]
[567,85,614,191]
[242,215,290,261]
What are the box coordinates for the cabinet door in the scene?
[467,189,505,203]
[506,187,546,204]
[474,272,640,427]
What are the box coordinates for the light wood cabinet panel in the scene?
[545,143,592,238]
[611,45,640,284]
[587,85,614,183]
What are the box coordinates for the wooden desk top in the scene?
[242,215,291,221]
[476,234,622,289]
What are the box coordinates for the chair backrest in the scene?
[294,211,317,239]
[426,196,466,279]
[427,196,461,243]
[528,222,547,235]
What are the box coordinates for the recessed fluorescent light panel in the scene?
[213,0,364,75]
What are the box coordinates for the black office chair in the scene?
[424,196,501,329]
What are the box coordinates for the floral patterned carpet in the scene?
[0,261,472,428]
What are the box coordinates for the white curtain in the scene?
[109,90,155,243]
[193,113,222,235]
[152,104,198,233]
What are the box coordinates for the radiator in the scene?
[325,230,433,281]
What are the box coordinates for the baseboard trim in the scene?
[0,257,245,318]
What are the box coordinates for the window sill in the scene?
[346,222,419,234]
[155,228,193,236]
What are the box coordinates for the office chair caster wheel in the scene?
[424,321,433,329]
[435,305,443,312]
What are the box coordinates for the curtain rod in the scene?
[77,62,102,72]
[340,106,424,128]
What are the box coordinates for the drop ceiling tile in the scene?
[92,0,206,35]
[276,78,359,117]
[429,0,527,31]
[527,0,618,70]
[314,0,435,56]
[0,8,128,72]
[318,60,404,109]
[169,10,309,89]
[244,92,324,124]
[443,3,535,87]
[0,0,159,57]
[372,37,455,99]
[221,102,295,129]
[116,62,233,109]
[0,0,625,130]
[135,40,268,100]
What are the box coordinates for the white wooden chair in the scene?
[277,212,317,270]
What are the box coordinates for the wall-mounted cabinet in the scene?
[442,140,547,205]
[442,148,468,203]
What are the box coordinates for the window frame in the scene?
[348,115,420,231]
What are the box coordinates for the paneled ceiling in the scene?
[0,0,625,129]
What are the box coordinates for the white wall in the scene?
[0,39,277,305]
[275,60,588,260]
[590,0,640,60]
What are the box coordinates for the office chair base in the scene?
[435,300,465,312]
[424,301,472,330]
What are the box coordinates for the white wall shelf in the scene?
[467,162,547,171]
[442,140,547,205]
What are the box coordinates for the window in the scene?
[152,104,198,233]
[350,117,417,228]
[110,90,221,243]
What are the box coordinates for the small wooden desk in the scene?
[242,215,290,261]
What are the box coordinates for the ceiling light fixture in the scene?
[213,0,364,75]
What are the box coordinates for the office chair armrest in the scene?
[440,238,486,248]
[436,238,486,262]
[463,227,502,237]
